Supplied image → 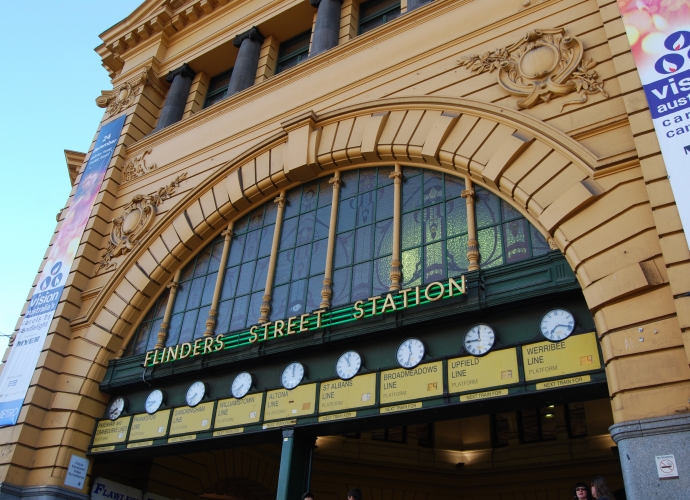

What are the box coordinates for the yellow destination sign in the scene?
[319,373,376,413]
[213,427,244,437]
[127,440,153,449]
[380,361,443,404]
[214,393,264,429]
[264,384,316,421]
[93,416,131,446]
[536,375,591,390]
[522,332,601,382]
[380,402,422,414]
[318,411,357,422]
[128,410,171,441]
[169,403,214,435]
[91,446,115,453]
[460,388,509,402]
[448,349,519,394]
[168,434,196,443]
[263,419,297,429]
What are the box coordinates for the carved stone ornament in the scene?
[96,68,166,117]
[458,28,608,110]
[99,173,187,271]
[123,149,157,182]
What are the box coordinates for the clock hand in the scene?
[292,365,296,376]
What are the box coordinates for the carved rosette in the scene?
[458,28,608,110]
[123,149,157,182]
[99,173,187,271]
[96,68,166,117]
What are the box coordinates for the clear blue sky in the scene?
[0,1,142,352]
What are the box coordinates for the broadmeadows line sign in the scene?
[144,276,466,367]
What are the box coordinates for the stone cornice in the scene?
[610,413,690,443]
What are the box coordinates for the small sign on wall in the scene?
[64,455,89,489]
[655,454,679,479]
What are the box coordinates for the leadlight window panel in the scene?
[216,202,279,333]
[271,178,333,320]
[475,186,550,269]
[161,234,225,348]
[276,30,311,74]
[332,168,394,308]
[401,169,468,288]
[359,0,401,34]
[204,68,233,108]
[126,287,170,355]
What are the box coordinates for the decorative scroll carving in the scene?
[99,173,187,271]
[458,28,607,111]
[96,68,166,117]
[123,149,157,182]
[547,237,558,250]
[520,0,548,8]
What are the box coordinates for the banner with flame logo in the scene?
[0,115,125,427]
[620,0,690,242]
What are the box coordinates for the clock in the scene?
[281,362,305,390]
[336,351,362,380]
[108,397,127,421]
[145,389,165,414]
[540,308,575,341]
[396,338,425,369]
[185,381,207,407]
[463,324,495,356]
[231,372,253,399]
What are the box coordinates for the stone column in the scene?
[259,192,286,323]
[227,27,265,96]
[610,414,690,498]
[153,63,195,132]
[389,164,403,290]
[155,270,182,349]
[462,178,480,271]
[275,429,315,500]
[204,223,234,337]
[309,0,343,57]
[406,0,430,12]
[320,172,341,308]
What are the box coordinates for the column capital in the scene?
[310,0,343,7]
[461,188,475,200]
[389,170,403,184]
[275,194,286,208]
[165,63,196,83]
[221,228,234,238]
[233,26,265,48]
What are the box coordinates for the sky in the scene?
[0,1,142,353]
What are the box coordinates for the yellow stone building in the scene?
[1,0,690,499]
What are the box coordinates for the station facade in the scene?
[2,0,690,499]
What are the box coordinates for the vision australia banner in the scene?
[0,115,126,427]
[619,0,690,242]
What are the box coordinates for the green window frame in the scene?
[276,30,311,74]
[474,186,550,269]
[358,0,401,34]
[400,168,468,288]
[204,68,233,109]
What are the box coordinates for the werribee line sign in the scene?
[144,276,466,367]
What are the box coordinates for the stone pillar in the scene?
[406,0,430,12]
[610,414,690,499]
[153,63,195,132]
[309,0,343,57]
[227,27,265,96]
[275,429,315,500]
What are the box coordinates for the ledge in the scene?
[610,412,690,443]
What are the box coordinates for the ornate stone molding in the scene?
[99,173,187,271]
[96,68,165,117]
[520,0,549,8]
[123,149,157,182]
[458,28,607,111]
[233,26,265,47]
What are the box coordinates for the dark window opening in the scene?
[276,30,311,74]
[519,406,558,443]
[415,422,433,448]
[204,68,233,108]
[371,426,406,443]
[492,413,511,448]
[566,402,588,438]
[359,0,401,34]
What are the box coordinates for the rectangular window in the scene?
[518,406,558,443]
[204,68,233,108]
[566,402,588,438]
[276,30,311,74]
[359,0,401,34]
[371,426,406,443]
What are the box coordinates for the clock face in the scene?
[145,389,165,414]
[396,338,425,369]
[108,397,126,421]
[231,372,253,399]
[463,324,496,356]
[186,381,206,407]
[540,309,575,341]
[281,362,305,390]
[336,351,362,380]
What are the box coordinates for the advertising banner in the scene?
[0,116,126,427]
[619,1,690,240]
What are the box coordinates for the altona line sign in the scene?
[144,276,466,367]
